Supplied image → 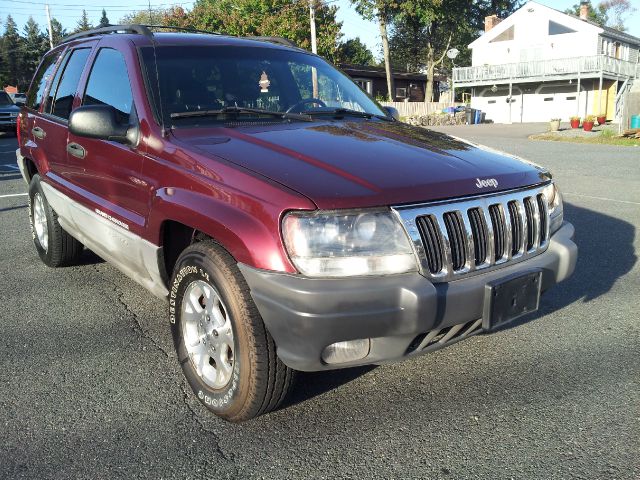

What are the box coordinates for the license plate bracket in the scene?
[482,270,542,331]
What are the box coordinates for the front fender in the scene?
[147,187,300,273]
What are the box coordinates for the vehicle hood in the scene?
[0,104,19,113]
[171,120,550,209]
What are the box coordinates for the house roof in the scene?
[339,64,445,82]
[470,0,640,48]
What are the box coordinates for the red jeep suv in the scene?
[17,25,577,422]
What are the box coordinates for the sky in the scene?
[1,0,639,60]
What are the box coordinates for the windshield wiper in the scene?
[170,106,312,122]
[302,107,391,121]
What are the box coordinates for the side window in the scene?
[83,48,133,124]
[26,51,61,110]
[49,48,91,120]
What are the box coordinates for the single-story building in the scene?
[340,64,442,102]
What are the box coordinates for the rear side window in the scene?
[83,48,133,124]
[26,51,61,110]
[49,48,91,120]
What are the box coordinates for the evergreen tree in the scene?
[50,18,67,45]
[75,10,92,33]
[99,9,110,28]
[21,17,48,87]
[1,16,22,87]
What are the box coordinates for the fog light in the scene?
[321,339,371,364]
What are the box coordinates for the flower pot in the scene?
[583,121,594,132]
[597,115,606,125]
[570,119,580,129]
[549,120,560,132]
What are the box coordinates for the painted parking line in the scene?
[564,192,640,206]
[0,193,28,199]
[0,165,20,171]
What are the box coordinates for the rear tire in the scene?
[29,174,84,267]
[170,240,294,422]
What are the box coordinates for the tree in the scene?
[1,16,22,87]
[187,0,343,61]
[49,18,67,45]
[21,17,48,87]
[336,37,376,65]
[75,10,92,33]
[565,0,635,31]
[120,8,168,26]
[99,9,110,28]
[350,0,399,101]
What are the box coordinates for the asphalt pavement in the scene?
[0,124,638,479]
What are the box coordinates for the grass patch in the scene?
[529,131,640,147]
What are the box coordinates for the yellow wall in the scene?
[592,80,617,119]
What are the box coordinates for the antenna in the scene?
[147,0,153,25]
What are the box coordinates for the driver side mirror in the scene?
[14,101,25,107]
[69,105,138,145]
[382,106,400,121]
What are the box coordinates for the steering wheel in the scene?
[286,98,327,113]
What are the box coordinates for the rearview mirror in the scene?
[382,106,400,121]
[69,105,138,145]
[14,101,25,107]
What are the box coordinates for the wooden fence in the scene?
[381,101,464,118]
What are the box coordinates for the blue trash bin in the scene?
[474,109,482,124]
[631,115,640,129]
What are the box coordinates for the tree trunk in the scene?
[425,44,435,103]
[378,16,394,101]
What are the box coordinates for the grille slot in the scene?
[508,201,523,255]
[394,185,552,282]
[443,211,466,271]
[536,194,548,244]
[468,208,488,266]
[488,204,506,260]
[416,215,444,274]
[524,197,536,250]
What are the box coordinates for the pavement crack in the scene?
[90,263,171,359]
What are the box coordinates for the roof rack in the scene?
[59,24,152,45]
[58,24,299,50]
[245,36,298,48]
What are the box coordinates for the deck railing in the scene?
[453,55,640,84]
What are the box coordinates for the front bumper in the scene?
[239,222,577,371]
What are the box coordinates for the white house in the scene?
[452,1,640,124]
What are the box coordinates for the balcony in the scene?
[453,55,640,86]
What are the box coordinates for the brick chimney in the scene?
[579,2,589,20]
[485,15,502,32]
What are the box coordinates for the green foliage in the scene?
[21,17,48,86]
[565,1,609,25]
[336,38,376,65]
[74,10,93,33]
[1,16,22,87]
[99,9,110,28]
[120,8,168,26]
[186,0,343,61]
[49,18,66,46]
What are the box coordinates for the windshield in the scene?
[141,45,386,127]
[0,92,14,106]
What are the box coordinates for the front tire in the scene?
[29,174,83,267]
[170,241,294,422]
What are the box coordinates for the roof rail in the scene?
[59,24,153,45]
[142,24,221,35]
[245,36,298,48]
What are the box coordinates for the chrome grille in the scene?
[393,185,551,282]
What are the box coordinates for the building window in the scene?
[353,78,372,95]
[395,87,407,98]
[548,21,576,35]
[490,25,514,43]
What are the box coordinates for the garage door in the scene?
[474,86,522,124]
[524,84,584,122]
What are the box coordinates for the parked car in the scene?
[0,91,20,134]
[10,92,27,105]
[17,25,577,422]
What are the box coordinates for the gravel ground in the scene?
[0,124,638,479]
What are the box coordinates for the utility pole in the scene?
[309,0,318,97]
[45,4,54,49]
[309,0,317,54]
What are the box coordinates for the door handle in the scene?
[32,126,46,139]
[66,142,86,159]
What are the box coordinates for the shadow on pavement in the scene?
[0,204,27,213]
[284,201,636,406]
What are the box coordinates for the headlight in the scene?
[542,182,563,234]
[282,209,417,277]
